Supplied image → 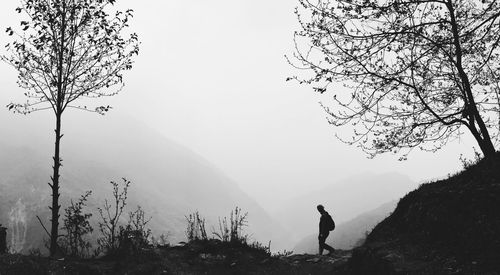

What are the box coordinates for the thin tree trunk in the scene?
[49,114,62,256]
[50,1,67,257]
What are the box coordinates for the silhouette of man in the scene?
[317,204,335,255]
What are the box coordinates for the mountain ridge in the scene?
[293,200,397,253]
[0,114,290,253]
[273,172,417,242]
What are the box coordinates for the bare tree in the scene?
[97,178,130,255]
[289,0,500,159]
[3,0,139,256]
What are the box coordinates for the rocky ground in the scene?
[0,240,352,275]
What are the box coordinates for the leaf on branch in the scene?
[314,87,327,93]
[95,105,112,115]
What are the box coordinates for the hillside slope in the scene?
[348,154,500,274]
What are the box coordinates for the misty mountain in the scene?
[0,113,290,253]
[273,172,417,242]
[293,200,397,254]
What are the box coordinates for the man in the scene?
[317,204,335,255]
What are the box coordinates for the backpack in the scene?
[325,213,335,231]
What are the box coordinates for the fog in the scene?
[0,0,477,216]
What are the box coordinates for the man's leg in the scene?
[323,242,334,254]
[318,234,326,255]
[321,232,335,255]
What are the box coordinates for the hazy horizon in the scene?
[0,0,480,213]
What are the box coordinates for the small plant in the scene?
[27,248,42,258]
[459,148,483,169]
[185,211,208,241]
[117,205,153,254]
[214,216,230,242]
[151,233,170,248]
[273,249,294,258]
[97,178,131,256]
[183,207,275,260]
[127,206,152,242]
[59,191,93,258]
[249,240,272,256]
[213,207,248,244]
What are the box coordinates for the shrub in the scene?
[459,148,483,169]
[185,211,208,242]
[117,206,152,254]
[151,233,170,248]
[96,178,130,256]
[58,191,93,258]
[213,207,248,244]
[184,207,276,259]
[27,248,42,258]
[185,207,249,244]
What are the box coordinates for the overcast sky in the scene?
[0,0,478,210]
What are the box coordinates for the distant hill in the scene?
[0,114,290,253]
[293,200,397,253]
[348,153,500,274]
[273,173,417,242]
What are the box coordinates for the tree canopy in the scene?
[3,0,139,115]
[289,0,500,159]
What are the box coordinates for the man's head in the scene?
[317,204,325,214]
